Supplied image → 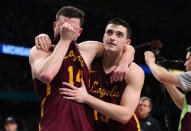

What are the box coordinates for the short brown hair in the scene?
[56,6,85,27]
[106,17,131,39]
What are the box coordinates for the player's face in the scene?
[54,16,82,41]
[103,24,130,53]
[185,52,191,71]
[138,100,151,118]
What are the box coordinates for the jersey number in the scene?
[68,66,82,85]
[94,109,110,123]
[68,66,110,123]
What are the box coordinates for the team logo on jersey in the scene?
[64,50,84,67]
[90,81,120,98]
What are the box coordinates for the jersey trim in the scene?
[39,83,51,130]
[133,113,141,131]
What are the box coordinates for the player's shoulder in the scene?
[29,46,51,61]
[129,62,145,76]
[126,62,145,86]
[30,46,52,55]
[30,46,37,52]
[29,46,38,57]
[29,46,38,64]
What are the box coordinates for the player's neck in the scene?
[103,50,122,74]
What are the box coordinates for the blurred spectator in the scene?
[4,116,18,131]
[138,96,161,131]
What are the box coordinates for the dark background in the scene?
[0,0,190,130]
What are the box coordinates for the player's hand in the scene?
[110,65,129,83]
[58,17,78,42]
[60,78,88,103]
[144,51,156,65]
[35,34,52,52]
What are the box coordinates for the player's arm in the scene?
[79,41,135,81]
[30,21,77,83]
[79,41,134,63]
[144,51,182,87]
[78,41,104,69]
[119,44,135,66]
[164,84,184,110]
[61,63,144,124]
[110,45,135,82]
[84,63,144,124]
[29,38,71,83]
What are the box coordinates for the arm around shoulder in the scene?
[78,41,104,68]
[123,44,135,64]
[29,46,51,82]
[79,41,104,57]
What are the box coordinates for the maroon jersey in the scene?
[181,92,191,131]
[90,58,140,131]
[33,43,94,131]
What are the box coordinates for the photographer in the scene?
[144,46,191,131]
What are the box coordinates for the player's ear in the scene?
[76,28,83,37]
[79,28,83,34]
[126,39,131,45]
[53,21,56,32]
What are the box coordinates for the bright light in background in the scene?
[168,69,184,74]
[0,43,31,57]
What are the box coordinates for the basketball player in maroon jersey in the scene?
[29,6,96,131]
[30,6,135,131]
[60,18,145,131]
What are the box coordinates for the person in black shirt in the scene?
[4,116,18,131]
[138,96,161,131]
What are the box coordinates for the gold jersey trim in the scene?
[39,83,51,130]
[133,113,141,131]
